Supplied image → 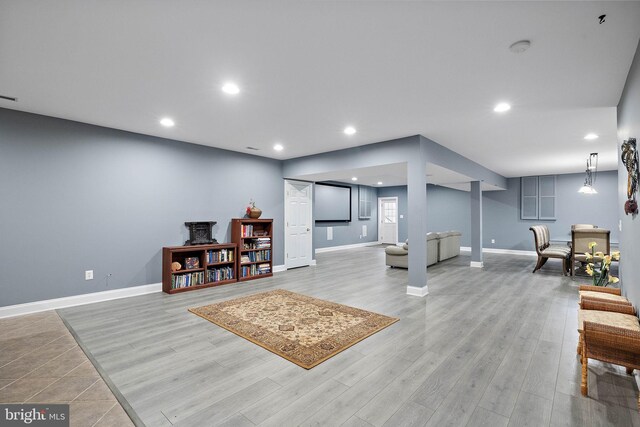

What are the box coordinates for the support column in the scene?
[406,143,429,297]
[470,180,483,268]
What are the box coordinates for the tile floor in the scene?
[0,310,133,427]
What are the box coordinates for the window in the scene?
[521,175,556,220]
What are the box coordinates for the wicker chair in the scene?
[578,285,631,306]
[578,300,640,409]
[529,225,572,275]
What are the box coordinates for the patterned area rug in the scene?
[189,289,399,369]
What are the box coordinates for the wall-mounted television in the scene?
[315,183,351,222]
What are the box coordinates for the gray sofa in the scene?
[385,231,460,268]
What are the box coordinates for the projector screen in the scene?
[315,183,351,222]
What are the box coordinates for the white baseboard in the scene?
[470,261,484,268]
[406,286,429,297]
[315,242,379,254]
[483,248,537,256]
[0,283,162,319]
[460,246,536,257]
[273,264,287,273]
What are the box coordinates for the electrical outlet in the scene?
[491,239,495,244]
[85,270,94,280]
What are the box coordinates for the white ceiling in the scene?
[296,162,504,192]
[1,1,639,184]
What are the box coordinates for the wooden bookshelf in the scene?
[231,218,273,282]
[162,243,237,294]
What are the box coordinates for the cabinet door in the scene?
[538,175,556,220]
[358,185,373,219]
[521,176,538,220]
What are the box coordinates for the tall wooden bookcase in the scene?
[162,243,237,294]
[231,218,273,281]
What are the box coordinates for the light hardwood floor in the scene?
[58,247,638,427]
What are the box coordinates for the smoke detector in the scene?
[509,40,531,54]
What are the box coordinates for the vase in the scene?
[249,207,262,219]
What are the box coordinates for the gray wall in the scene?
[378,185,472,245]
[0,108,284,307]
[376,171,618,251]
[484,172,618,251]
[314,183,378,249]
[618,38,640,308]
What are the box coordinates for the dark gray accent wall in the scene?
[377,185,472,246]
[484,172,618,251]
[313,183,378,249]
[0,108,284,307]
[617,38,640,309]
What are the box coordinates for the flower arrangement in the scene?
[246,199,256,216]
[584,241,620,286]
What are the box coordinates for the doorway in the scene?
[378,197,398,244]
[284,180,313,269]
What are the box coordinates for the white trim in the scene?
[482,248,537,257]
[273,264,287,273]
[406,286,429,297]
[460,246,537,257]
[315,242,379,253]
[310,259,317,266]
[0,283,161,319]
[470,261,484,268]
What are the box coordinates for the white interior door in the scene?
[285,180,313,269]
[378,197,398,244]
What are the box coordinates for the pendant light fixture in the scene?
[578,153,598,194]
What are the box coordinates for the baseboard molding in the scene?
[460,246,536,257]
[0,283,162,319]
[470,261,484,268]
[315,242,379,253]
[483,248,537,257]
[273,264,287,273]
[406,286,429,297]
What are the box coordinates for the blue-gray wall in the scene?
[618,38,640,309]
[376,171,618,251]
[484,172,618,251]
[0,108,284,307]
[378,185,472,246]
[314,183,378,249]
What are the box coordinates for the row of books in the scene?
[207,266,234,282]
[241,263,271,277]
[240,225,269,238]
[171,271,205,289]
[240,250,271,264]
[243,237,271,250]
[207,249,234,263]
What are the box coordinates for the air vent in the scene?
[0,95,18,102]
[246,146,260,151]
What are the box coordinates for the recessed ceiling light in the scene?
[509,40,531,54]
[344,126,357,135]
[273,143,284,151]
[377,181,383,185]
[584,133,599,140]
[494,103,511,113]
[160,117,175,127]
[351,177,358,181]
[222,82,240,95]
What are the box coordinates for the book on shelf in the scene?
[171,271,205,289]
[207,248,234,264]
